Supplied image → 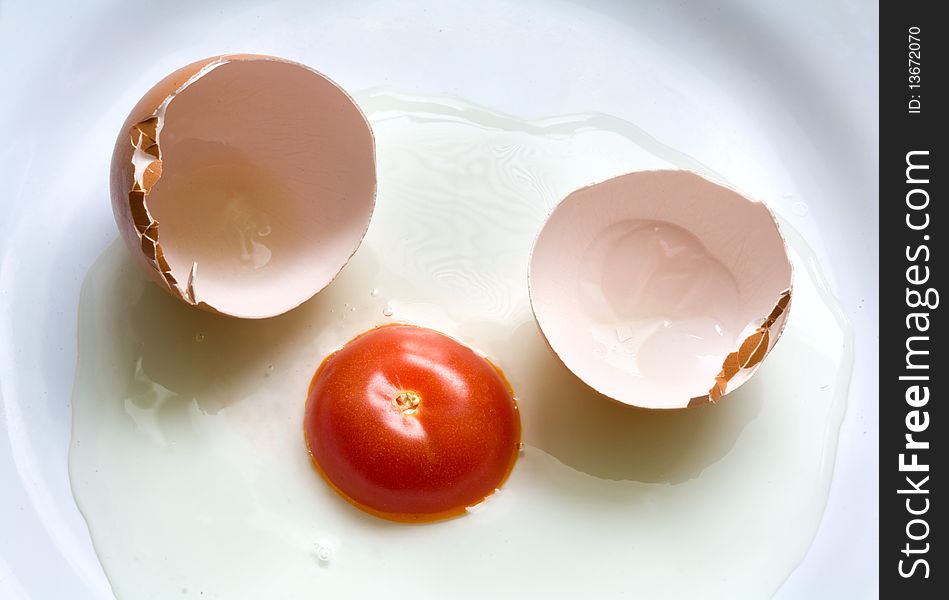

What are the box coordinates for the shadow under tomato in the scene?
[504,320,764,484]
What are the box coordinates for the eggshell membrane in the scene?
[529,170,793,409]
[110,55,376,319]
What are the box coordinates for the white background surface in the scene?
[0,1,878,598]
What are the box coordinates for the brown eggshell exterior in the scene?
[111,56,228,300]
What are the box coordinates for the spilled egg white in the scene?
[71,91,852,600]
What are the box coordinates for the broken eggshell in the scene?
[528,170,793,409]
[109,54,376,319]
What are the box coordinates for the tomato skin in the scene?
[304,325,520,522]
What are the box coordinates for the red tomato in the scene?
[304,324,521,522]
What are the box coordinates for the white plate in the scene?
[0,1,878,598]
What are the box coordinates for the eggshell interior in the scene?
[110,56,376,319]
[529,170,792,409]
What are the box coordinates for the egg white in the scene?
[69,91,852,600]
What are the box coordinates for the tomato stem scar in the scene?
[393,390,421,415]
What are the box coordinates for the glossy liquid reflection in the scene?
[70,91,852,600]
[579,219,742,384]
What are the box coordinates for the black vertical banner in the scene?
[880,1,944,597]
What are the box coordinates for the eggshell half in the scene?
[110,55,376,319]
[528,170,793,409]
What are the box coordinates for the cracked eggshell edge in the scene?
[109,54,377,319]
